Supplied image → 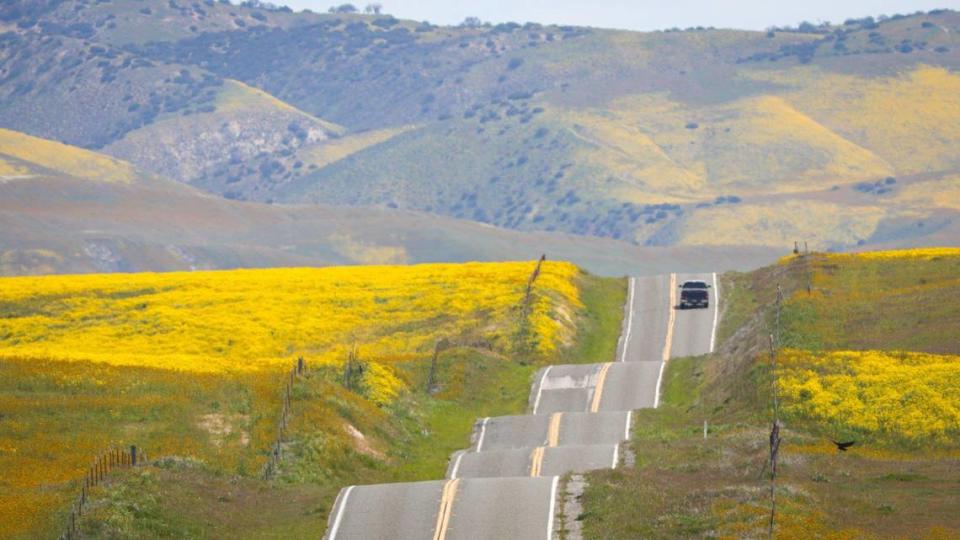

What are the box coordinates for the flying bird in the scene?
[830,439,856,452]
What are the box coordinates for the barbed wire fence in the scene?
[261,356,307,480]
[513,254,547,361]
[522,254,547,314]
[60,445,146,540]
[428,254,546,393]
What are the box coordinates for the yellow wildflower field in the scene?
[780,246,960,265]
[778,349,960,443]
[0,261,581,375]
[838,247,960,261]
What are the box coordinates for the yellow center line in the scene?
[529,446,546,477]
[433,478,460,540]
[547,413,562,447]
[590,362,613,413]
[662,273,677,363]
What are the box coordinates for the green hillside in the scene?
[1,2,959,251]
[103,79,344,199]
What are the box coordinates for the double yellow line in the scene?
[546,412,562,447]
[432,478,460,540]
[529,446,546,477]
[530,413,563,477]
[590,362,613,413]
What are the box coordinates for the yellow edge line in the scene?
[662,273,677,362]
[433,478,460,540]
[590,362,613,413]
[547,413,562,448]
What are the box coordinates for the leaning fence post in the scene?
[130,445,137,467]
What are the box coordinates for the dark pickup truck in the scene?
[679,280,711,309]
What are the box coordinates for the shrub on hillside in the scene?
[329,3,358,13]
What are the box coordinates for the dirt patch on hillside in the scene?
[344,423,383,459]
[197,413,250,448]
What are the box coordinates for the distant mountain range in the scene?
[1,1,959,268]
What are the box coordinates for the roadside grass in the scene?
[714,272,758,348]
[781,252,960,354]
[381,348,537,482]
[580,250,960,538]
[53,271,624,538]
[582,352,960,539]
[559,275,627,365]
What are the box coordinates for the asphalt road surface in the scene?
[323,273,719,539]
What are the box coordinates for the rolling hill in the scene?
[103,79,344,199]
[1,2,959,252]
[0,128,781,276]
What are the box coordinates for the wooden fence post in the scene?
[523,254,546,309]
[427,338,450,393]
[262,357,309,480]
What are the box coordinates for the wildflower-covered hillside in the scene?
[0,262,580,373]
[779,349,960,443]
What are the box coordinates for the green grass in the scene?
[714,272,758,348]
[388,348,536,481]
[659,356,705,412]
[560,274,628,365]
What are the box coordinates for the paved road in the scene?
[454,411,631,452]
[323,273,719,539]
[615,274,673,363]
[447,444,619,478]
[326,477,557,540]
